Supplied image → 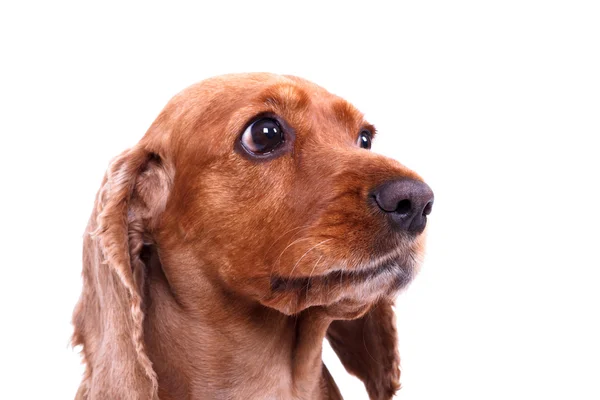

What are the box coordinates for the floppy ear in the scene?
[326,298,401,400]
[72,145,172,400]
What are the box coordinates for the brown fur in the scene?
[72,73,429,399]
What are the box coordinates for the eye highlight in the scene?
[357,130,372,150]
[241,118,284,154]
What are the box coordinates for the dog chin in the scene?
[264,253,417,316]
[365,259,416,292]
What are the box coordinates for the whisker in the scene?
[287,239,332,278]
[266,225,316,281]
[264,224,314,258]
[269,239,313,284]
[272,237,313,271]
[305,256,323,302]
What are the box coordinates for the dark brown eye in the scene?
[241,118,284,154]
[358,130,372,149]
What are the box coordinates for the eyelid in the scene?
[361,126,375,137]
[358,129,373,143]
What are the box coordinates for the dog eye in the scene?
[357,130,372,150]
[241,118,284,154]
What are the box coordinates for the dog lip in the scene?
[270,260,407,292]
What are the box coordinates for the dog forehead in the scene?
[142,74,367,159]
[198,73,363,121]
[201,74,364,132]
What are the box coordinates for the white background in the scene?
[1,1,599,399]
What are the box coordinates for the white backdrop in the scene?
[1,1,599,399]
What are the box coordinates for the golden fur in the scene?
[72,73,431,399]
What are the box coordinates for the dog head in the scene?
[73,73,433,398]
[141,73,433,316]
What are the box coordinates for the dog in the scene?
[71,73,434,400]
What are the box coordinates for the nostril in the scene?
[371,178,433,233]
[423,201,433,216]
[396,199,412,215]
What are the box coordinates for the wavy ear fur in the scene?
[326,299,401,400]
[72,146,172,400]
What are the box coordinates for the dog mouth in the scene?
[270,257,413,293]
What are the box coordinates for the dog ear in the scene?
[72,145,172,399]
[326,298,401,400]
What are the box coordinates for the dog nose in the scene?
[372,179,434,234]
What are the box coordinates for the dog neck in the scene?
[142,246,340,400]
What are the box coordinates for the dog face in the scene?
[145,73,433,316]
